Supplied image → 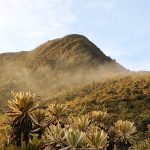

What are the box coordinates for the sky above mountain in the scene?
[0,0,150,71]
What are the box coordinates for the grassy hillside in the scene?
[49,73,150,134]
[0,34,126,108]
[0,78,149,149]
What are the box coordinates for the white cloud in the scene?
[0,0,78,52]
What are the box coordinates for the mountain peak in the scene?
[61,34,88,40]
[27,34,117,69]
[0,34,126,72]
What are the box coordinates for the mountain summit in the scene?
[27,34,124,71]
[0,34,125,71]
[0,34,126,107]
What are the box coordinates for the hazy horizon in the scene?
[0,0,150,71]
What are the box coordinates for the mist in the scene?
[0,34,129,109]
[0,58,129,109]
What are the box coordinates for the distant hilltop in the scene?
[0,34,126,71]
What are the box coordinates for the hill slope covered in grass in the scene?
[0,74,150,149]
[50,73,150,135]
[0,34,126,108]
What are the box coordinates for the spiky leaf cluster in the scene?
[68,115,91,132]
[7,91,41,147]
[90,111,108,122]
[64,128,83,149]
[44,124,65,150]
[8,91,40,114]
[84,127,108,149]
[48,104,67,119]
[112,120,137,144]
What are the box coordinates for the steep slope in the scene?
[0,34,126,108]
[26,34,124,71]
[0,34,125,72]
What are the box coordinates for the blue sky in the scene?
[0,0,150,71]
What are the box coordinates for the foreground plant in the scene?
[84,127,108,149]
[68,115,91,132]
[48,103,68,127]
[7,91,41,147]
[48,104,67,119]
[44,124,65,150]
[90,111,108,122]
[112,120,137,150]
[90,111,108,129]
[64,128,83,150]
